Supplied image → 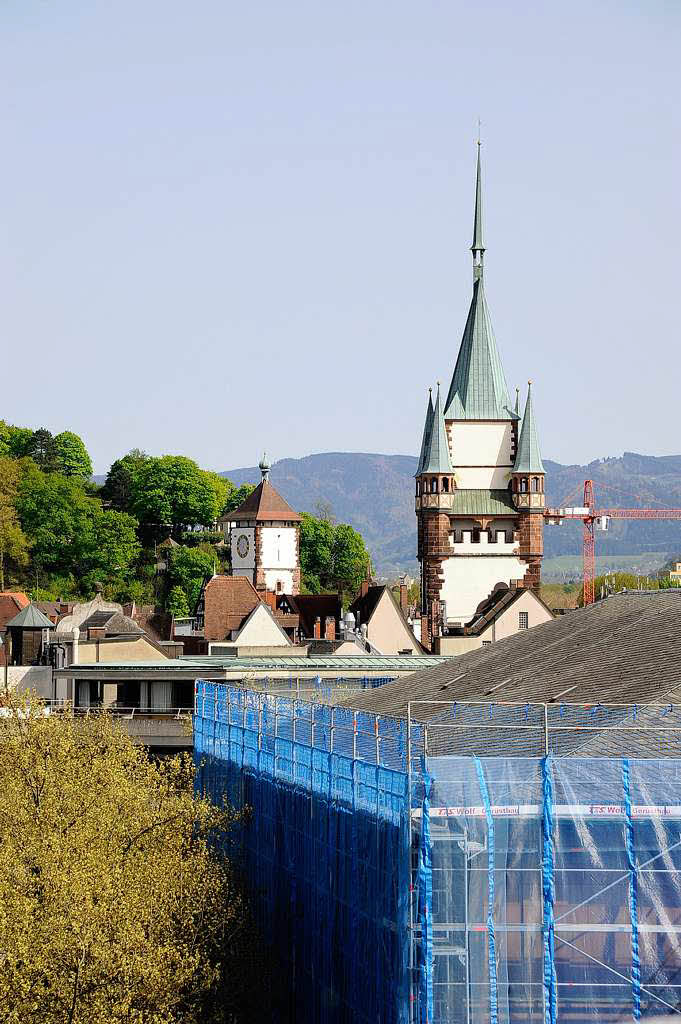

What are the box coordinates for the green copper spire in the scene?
[513,381,545,474]
[444,144,515,421]
[471,140,484,279]
[415,388,434,476]
[420,384,453,474]
[444,278,514,420]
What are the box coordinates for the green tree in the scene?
[299,512,335,593]
[165,545,215,611]
[331,522,370,594]
[219,481,257,517]
[26,427,57,470]
[167,584,190,617]
[0,459,30,591]
[129,456,224,537]
[299,513,370,596]
[53,430,93,478]
[16,462,140,594]
[101,449,149,511]
[1,424,34,459]
[0,693,266,1023]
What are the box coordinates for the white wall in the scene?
[231,527,255,570]
[448,421,513,470]
[236,604,290,646]
[440,555,528,623]
[488,589,552,641]
[261,527,297,569]
[455,467,511,489]
[4,666,53,698]
[264,569,295,593]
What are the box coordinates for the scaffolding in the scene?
[194,683,681,1023]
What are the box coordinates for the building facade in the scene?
[226,455,302,596]
[416,145,546,649]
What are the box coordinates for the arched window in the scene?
[442,478,449,492]
[430,478,437,493]
[521,478,528,493]
[531,476,539,492]
[416,481,420,496]
[512,477,518,492]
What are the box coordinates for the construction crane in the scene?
[544,479,681,605]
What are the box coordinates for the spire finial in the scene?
[515,387,520,416]
[258,451,270,482]
[471,137,485,280]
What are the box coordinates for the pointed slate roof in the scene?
[444,278,514,420]
[513,382,545,474]
[229,479,301,522]
[420,385,453,474]
[5,602,55,629]
[415,389,434,476]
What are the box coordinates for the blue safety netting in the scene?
[194,681,422,1024]
[194,683,681,1024]
[425,755,681,1023]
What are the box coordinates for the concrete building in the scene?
[415,144,550,650]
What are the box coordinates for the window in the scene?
[482,640,492,647]
[430,478,437,493]
[416,481,420,496]
[520,478,528,493]
[519,611,529,630]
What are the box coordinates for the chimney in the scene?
[360,581,369,598]
[263,591,276,611]
[324,616,335,641]
[314,617,321,639]
[399,576,408,616]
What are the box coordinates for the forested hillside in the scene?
[224,452,681,574]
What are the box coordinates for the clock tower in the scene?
[228,454,302,595]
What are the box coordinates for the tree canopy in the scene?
[0,695,266,1023]
[299,511,369,595]
[123,456,228,538]
[53,430,93,478]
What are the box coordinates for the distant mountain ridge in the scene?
[223,451,681,575]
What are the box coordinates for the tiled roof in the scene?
[349,586,386,627]
[80,610,144,635]
[279,593,340,637]
[203,576,262,641]
[449,488,516,516]
[229,480,301,523]
[0,592,30,629]
[339,592,681,722]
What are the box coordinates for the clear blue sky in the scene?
[1,1,679,474]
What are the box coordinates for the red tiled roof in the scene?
[203,576,262,641]
[0,592,30,630]
[228,480,301,523]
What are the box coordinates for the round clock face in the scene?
[236,534,250,558]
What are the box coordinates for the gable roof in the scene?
[349,585,424,653]
[80,610,144,636]
[462,584,553,636]
[513,382,545,474]
[278,593,341,638]
[0,592,31,629]
[5,603,55,629]
[340,591,681,722]
[228,479,301,523]
[234,601,292,646]
[203,576,262,640]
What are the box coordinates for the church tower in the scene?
[416,144,545,648]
